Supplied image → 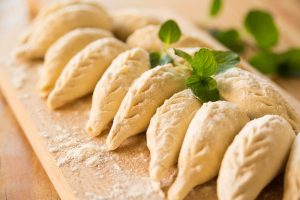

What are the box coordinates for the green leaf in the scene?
[210,0,222,17]
[186,75,220,102]
[159,54,173,65]
[250,51,278,75]
[278,48,300,77]
[213,50,240,73]
[244,10,279,49]
[211,29,245,53]
[159,20,182,45]
[174,48,193,63]
[149,52,161,68]
[191,48,217,76]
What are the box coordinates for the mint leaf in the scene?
[149,52,161,68]
[250,49,300,77]
[159,54,173,65]
[186,74,220,102]
[159,20,182,45]
[210,0,222,16]
[174,48,192,63]
[278,49,300,77]
[213,50,240,73]
[250,51,278,75]
[210,29,245,53]
[191,48,217,76]
[244,10,279,49]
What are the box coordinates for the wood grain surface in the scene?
[0,93,60,200]
[1,0,300,199]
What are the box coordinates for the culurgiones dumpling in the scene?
[15,4,112,60]
[112,10,161,41]
[147,89,201,181]
[217,115,295,200]
[20,0,109,44]
[106,64,190,151]
[283,134,300,200]
[47,38,128,109]
[215,67,300,132]
[86,48,150,137]
[126,25,207,52]
[168,101,249,200]
[38,28,113,98]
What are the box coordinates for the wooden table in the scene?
[1,0,300,199]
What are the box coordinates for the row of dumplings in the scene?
[16,1,300,200]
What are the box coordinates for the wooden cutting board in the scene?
[0,1,299,200]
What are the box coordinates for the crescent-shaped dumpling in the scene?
[215,67,300,132]
[47,38,128,109]
[168,101,249,200]
[15,4,112,60]
[217,115,295,200]
[20,0,108,44]
[112,10,161,41]
[106,64,190,151]
[86,48,150,137]
[38,28,113,98]
[283,134,300,200]
[126,25,206,52]
[147,89,201,181]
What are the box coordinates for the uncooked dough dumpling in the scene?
[126,25,162,52]
[86,48,150,137]
[106,64,190,151]
[20,0,109,44]
[112,10,161,41]
[147,89,201,181]
[215,67,300,132]
[283,134,300,200]
[168,101,249,200]
[15,4,112,60]
[47,38,128,109]
[38,28,113,98]
[217,115,295,200]
[126,25,206,52]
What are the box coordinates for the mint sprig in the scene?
[149,20,182,68]
[174,48,240,102]
[210,0,222,17]
[250,49,300,77]
[191,49,217,76]
[159,20,182,47]
[244,10,279,49]
[186,74,220,102]
[213,51,240,73]
[210,29,245,53]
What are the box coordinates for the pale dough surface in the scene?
[15,4,112,60]
[283,134,300,200]
[112,10,161,41]
[106,64,190,151]
[215,68,300,132]
[47,38,128,109]
[217,115,295,200]
[126,25,207,52]
[86,48,150,136]
[20,0,109,44]
[39,28,112,97]
[146,89,201,181]
[168,101,249,200]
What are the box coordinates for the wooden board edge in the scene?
[0,64,77,200]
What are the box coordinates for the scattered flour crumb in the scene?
[18,93,30,99]
[112,163,121,172]
[12,66,27,89]
[84,176,164,200]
